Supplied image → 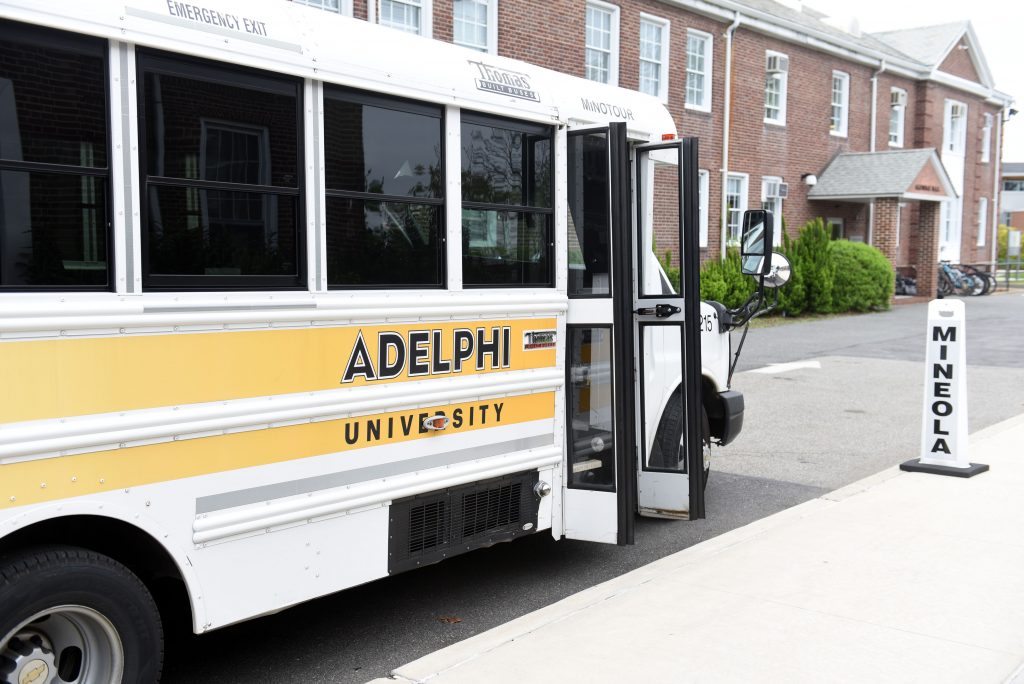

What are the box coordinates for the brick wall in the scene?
[937,39,981,83]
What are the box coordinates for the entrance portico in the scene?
[809,149,956,298]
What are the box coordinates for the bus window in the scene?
[0,23,109,289]
[324,90,444,288]
[567,131,611,297]
[138,53,302,289]
[461,113,553,287]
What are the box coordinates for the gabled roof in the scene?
[870,21,967,66]
[808,149,957,202]
[869,21,993,87]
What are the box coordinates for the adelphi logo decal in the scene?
[342,326,512,383]
[470,61,540,102]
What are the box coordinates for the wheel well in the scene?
[0,515,193,632]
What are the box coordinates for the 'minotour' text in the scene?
[342,326,512,383]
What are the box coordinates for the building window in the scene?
[977,197,988,247]
[944,100,967,155]
[761,177,785,246]
[292,0,353,15]
[376,0,431,37]
[638,14,669,101]
[764,51,788,125]
[138,53,303,289]
[323,90,444,288]
[453,0,496,54]
[889,88,906,148]
[585,1,619,86]
[685,29,712,112]
[1005,180,1024,192]
[0,23,110,290]
[827,217,844,240]
[981,113,993,163]
[461,113,553,287]
[830,71,849,137]
[725,174,748,245]
[699,169,709,249]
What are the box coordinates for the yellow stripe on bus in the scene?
[0,318,556,424]
[0,392,555,510]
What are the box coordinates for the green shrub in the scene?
[795,218,835,313]
[830,240,895,312]
[775,230,807,316]
[699,248,755,309]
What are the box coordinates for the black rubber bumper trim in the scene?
[715,390,744,446]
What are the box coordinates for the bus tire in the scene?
[652,393,711,490]
[0,546,163,684]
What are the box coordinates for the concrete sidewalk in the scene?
[370,414,1024,684]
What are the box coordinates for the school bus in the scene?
[0,1,783,680]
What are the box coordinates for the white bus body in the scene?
[0,2,746,680]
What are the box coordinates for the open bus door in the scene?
[632,138,705,520]
[563,122,636,544]
[562,125,704,544]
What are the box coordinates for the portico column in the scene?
[914,201,941,298]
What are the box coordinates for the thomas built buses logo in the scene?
[470,61,540,102]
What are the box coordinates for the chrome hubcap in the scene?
[1,607,123,684]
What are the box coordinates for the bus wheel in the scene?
[0,547,163,684]
[652,393,711,490]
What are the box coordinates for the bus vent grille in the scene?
[388,470,539,575]
[462,483,521,539]
[408,499,449,554]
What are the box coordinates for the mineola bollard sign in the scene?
[900,299,989,477]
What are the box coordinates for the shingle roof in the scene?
[808,149,953,199]
[1002,162,1024,176]
[730,0,917,64]
[869,21,968,68]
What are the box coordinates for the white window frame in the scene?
[453,0,497,54]
[725,172,749,246]
[830,71,849,138]
[699,169,709,248]
[685,29,713,113]
[944,99,968,155]
[638,13,669,102]
[981,112,993,163]
[371,0,433,38]
[764,50,788,126]
[761,176,784,246]
[889,88,906,148]
[977,197,988,247]
[292,0,353,15]
[585,1,620,86]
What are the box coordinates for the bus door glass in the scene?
[632,139,704,520]
[563,122,635,544]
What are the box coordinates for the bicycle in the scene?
[938,261,982,297]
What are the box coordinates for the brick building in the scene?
[293,0,1012,292]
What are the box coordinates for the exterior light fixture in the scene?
[801,173,817,186]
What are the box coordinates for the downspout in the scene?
[867,60,886,247]
[720,12,741,261]
[991,106,1005,266]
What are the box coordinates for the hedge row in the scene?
[699,217,895,315]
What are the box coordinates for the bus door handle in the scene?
[635,304,681,318]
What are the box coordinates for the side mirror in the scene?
[740,209,774,276]
[762,252,792,289]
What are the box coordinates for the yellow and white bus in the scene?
[0,1,779,680]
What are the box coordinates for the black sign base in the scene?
[900,459,990,478]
